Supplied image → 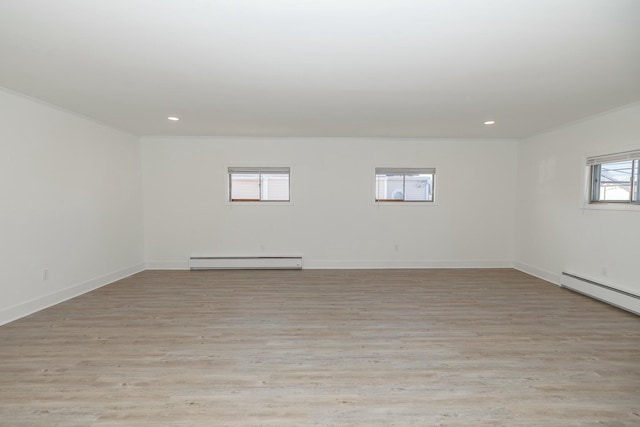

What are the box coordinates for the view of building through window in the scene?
[375,168,435,202]
[590,159,639,203]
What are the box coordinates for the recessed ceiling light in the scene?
[484,120,496,125]
[167,116,180,121]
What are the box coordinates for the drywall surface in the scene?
[0,89,144,324]
[515,103,640,294]
[142,137,517,269]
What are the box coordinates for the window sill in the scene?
[582,202,640,212]
[374,201,438,207]
[227,201,293,207]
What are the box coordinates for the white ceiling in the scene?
[0,0,639,138]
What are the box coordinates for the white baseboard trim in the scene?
[0,263,145,326]
[145,261,190,270]
[304,259,515,269]
[144,259,514,270]
[513,261,562,285]
[148,257,307,270]
[190,256,303,270]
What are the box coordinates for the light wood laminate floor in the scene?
[0,269,639,426]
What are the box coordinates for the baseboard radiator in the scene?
[561,272,639,316]
[190,256,303,270]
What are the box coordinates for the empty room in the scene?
[1,1,639,426]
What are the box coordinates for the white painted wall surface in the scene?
[0,89,144,324]
[515,103,640,294]
[142,137,517,269]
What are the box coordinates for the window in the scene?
[375,167,435,202]
[587,150,640,204]
[228,167,290,202]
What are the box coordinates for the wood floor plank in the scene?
[0,269,638,426]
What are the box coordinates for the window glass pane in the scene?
[404,173,433,201]
[376,174,404,200]
[376,170,435,202]
[229,168,290,202]
[230,173,260,200]
[596,160,632,201]
[375,175,386,200]
[633,160,639,202]
[261,173,289,201]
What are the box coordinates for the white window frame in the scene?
[586,150,640,207]
[374,167,436,203]
[228,166,291,203]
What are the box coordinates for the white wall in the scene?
[0,89,144,324]
[515,103,640,294]
[142,137,517,269]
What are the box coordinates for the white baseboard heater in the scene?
[190,256,303,270]
[561,272,639,316]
